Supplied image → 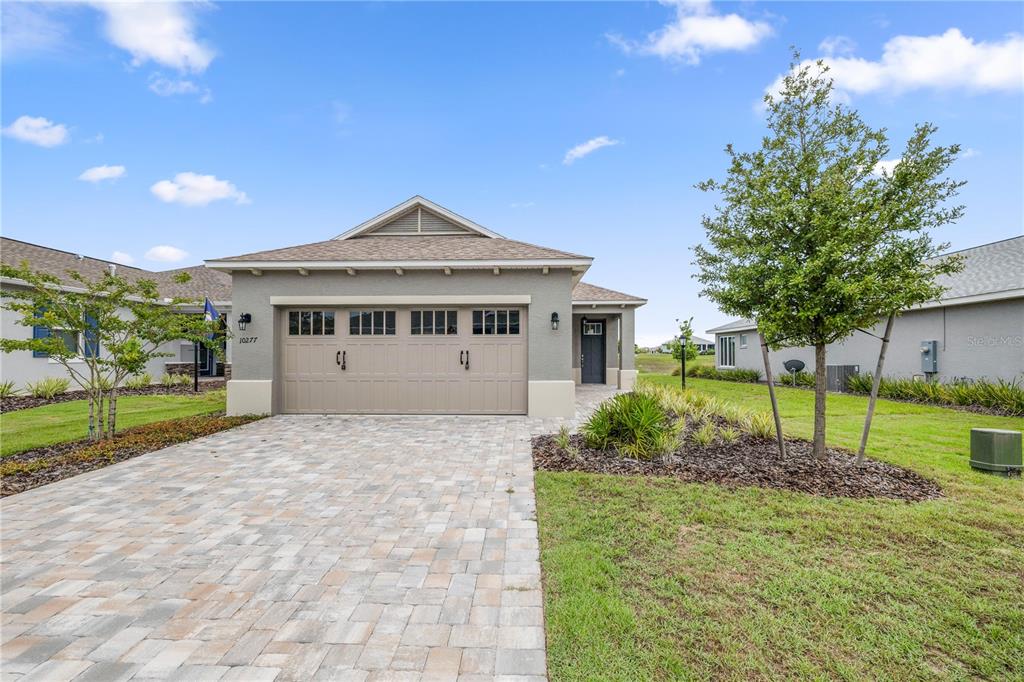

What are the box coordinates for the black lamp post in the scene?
[680,334,688,389]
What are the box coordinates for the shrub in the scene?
[719,426,740,443]
[161,373,178,388]
[691,422,718,446]
[124,373,153,390]
[777,369,816,388]
[176,373,193,387]
[742,412,777,440]
[846,374,1024,416]
[555,424,571,450]
[0,380,16,398]
[24,377,71,399]
[686,365,762,383]
[581,391,681,460]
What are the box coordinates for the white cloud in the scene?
[148,74,212,103]
[2,115,70,147]
[1,3,68,58]
[766,29,1024,102]
[79,165,126,182]
[150,172,250,207]
[92,1,215,73]
[872,159,902,176]
[110,251,135,266]
[144,245,188,263]
[608,0,772,65]
[819,35,856,57]
[563,136,621,165]
[961,147,980,159]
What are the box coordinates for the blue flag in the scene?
[204,298,219,339]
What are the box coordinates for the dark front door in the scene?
[581,319,606,384]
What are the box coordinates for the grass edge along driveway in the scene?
[537,376,1024,681]
[1,390,227,456]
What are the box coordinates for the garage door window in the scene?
[412,310,457,335]
[288,310,335,335]
[472,309,520,335]
[349,310,396,336]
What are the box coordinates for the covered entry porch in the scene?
[570,306,638,390]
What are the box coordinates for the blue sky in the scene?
[3,1,1022,345]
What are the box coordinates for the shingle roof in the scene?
[931,235,1023,300]
[0,238,232,303]
[210,235,589,263]
[706,319,756,334]
[706,236,1024,335]
[572,282,646,303]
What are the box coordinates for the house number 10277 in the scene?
[238,337,258,344]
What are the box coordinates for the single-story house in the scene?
[0,237,233,388]
[206,196,646,417]
[707,235,1024,384]
[656,336,713,354]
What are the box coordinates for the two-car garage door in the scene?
[280,307,527,414]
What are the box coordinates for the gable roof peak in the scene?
[334,196,504,241]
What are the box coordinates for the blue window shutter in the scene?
[84,314,99,358]
[32,310,50,358]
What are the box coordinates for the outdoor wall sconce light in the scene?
[550,312,560,331]
[237,313,252,331]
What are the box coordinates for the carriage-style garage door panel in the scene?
[281,307,527,414]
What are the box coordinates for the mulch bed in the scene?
[1,413,262,497]
[0,380,226,413]
[533,423,943,502]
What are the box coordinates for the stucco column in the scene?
[619,308,637,389]
[605,315,620,387]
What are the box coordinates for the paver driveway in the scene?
[1,386,616,681]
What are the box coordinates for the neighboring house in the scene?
[206,196,646,417]
[655,336,714,354]
[707,236,1024,383]
[0,237,233,388]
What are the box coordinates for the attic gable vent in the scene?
[355,206,478,238]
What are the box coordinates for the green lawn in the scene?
[1,390,227,456]
[537,376,1024,680]
[636,352,713,375]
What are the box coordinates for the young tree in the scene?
[1,263,226,438]
[693,52,964,459]
[668,317,699,362]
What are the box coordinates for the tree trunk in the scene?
[97,390,106,439]
[812,343,827,460]
[108,386,118,438]
[88,392,97,441]
[856,313,896,466]
[758,332,786,458]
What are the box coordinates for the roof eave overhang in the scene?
[572,299,647,308]
[912,288,1024,310]
[204,258,593,272]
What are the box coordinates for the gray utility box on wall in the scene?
[970,428,1022,475]
[920,340,938,373]
[826,365,860,393]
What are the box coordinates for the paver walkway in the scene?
[1,386,616,681]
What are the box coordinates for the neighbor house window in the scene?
[739,334,748,349]
[718,336,736,367]
[288,310,336,336]
[411,310,458,335]
[349,310,396,336]
[32,311,98,359]
[472,309,520,335]
[583,321,603,336]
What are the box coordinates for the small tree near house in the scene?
[667,317,699,362]
[0,263,226,440]
[693,52,965,460]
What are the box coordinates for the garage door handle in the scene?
[337,350,346,370]
[459,350,465,365]
[464,350,469,370]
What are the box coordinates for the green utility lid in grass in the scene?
[969,428,1023,476]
